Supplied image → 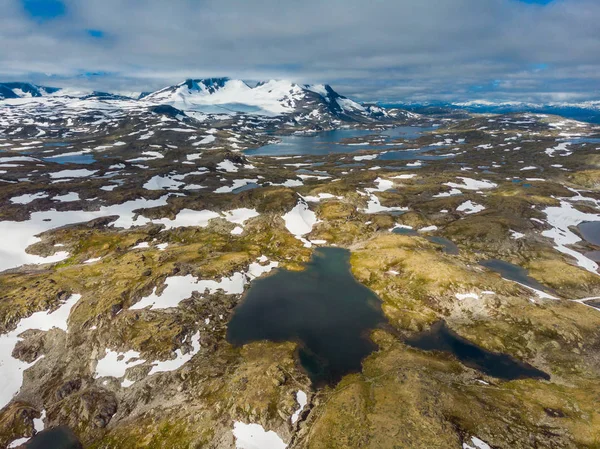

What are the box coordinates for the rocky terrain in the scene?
[0,80,600,448]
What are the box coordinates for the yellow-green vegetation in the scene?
[1,112,600,449]
[349,234,515,330]
[302,328,600,449]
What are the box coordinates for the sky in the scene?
[1,0,599,103]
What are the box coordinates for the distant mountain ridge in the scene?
[381,100,600,124]
[0,82,61,99]
[0,78,394,122]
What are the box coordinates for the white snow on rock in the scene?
[455,293,479,301]
[148,331,201,375]
[143,175,185,191]
[456,201,486,214]
[192,135,217,146]
[0,196,168,272]
[542,201,600,274]
[391,174,417,180]
[336,97,366,113]
[418,225,438,232]
[303,193,340,202]
[283,200,318,237]
[221,208,260,225]
[545,141,572,157]
[217,160,239,172]
[353,154,378,161]
[232,422,287,449]
[0,294,81,409]
[274,179,305,187]
[510,230,525,239]
[363,195,408,215]
[33,410,45,432]
[126,151,164,162]
[433,188,463,198]
[53,192,80,202]
[463,436,491,449]
[366,177,394,193]
[49,169,97,179]
[444,177,497,190]
[8,437,30,448]
[131,257,278,310]
[360,178,408,214]
[10,192,48,204]
[291,390,307,424]
[95,349,145,379]
[215,178,259,194]
[152,209,220,229]
[152,207,259,230]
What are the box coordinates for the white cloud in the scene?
[1,0,599,102]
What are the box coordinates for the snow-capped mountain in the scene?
[141,77,377,121]
[0,77,390,123]
[0,78,409,140]
[0,82,61,99]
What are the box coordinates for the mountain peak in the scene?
[0,82,60,99]
[183,78,233,93]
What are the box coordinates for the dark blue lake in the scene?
[377,145,455,162]
[43,142,72,148]
[427,236,460,255]
[226,247,386,386]
[480,259,553,294]
[578,221,600,246]
[567,137,600,145]
[24,426,82,449]
[245,126,437,156]
[406,321,550,381]
[391,229,459,254]
[43,154,96,165]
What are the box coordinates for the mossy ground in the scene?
[1,113,600,448]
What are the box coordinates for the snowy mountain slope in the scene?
[143,78,306,115]
[0,78,375,119]
[0,78,405,139]
[141,78,373,120]
[0,82,61,99]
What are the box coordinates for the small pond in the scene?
[42,153,96,165]
[24,426,82,449]
[578,221,600,246]
[376,145,454,162]
[427,236,459,255]
[406,321,550,380]
[480,259,553,294]
[226,247,386,386]
[391,229,459,255]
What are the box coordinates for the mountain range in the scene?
[381,100,600,124]
[0,78,393,122]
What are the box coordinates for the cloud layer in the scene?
[1,0,599,102]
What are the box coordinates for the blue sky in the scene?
[1,0,599,102]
